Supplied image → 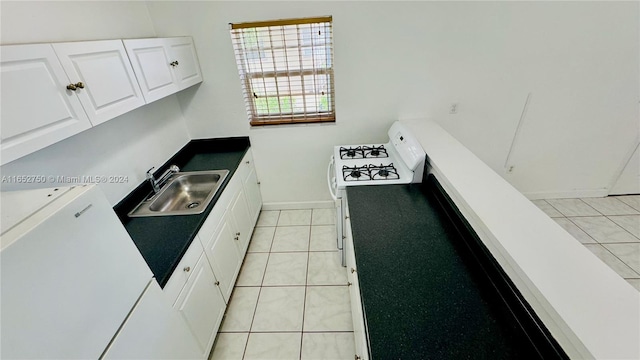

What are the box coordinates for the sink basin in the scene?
[128,170,229,217]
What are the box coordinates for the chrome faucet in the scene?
[146,165,180,194]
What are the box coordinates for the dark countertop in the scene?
[114,138,250,287]
[346,182,553,359]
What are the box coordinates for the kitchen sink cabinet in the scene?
[123,37,203,104]
[52,40,145,126]
[173,251,226,358]
[158,146,262,356]
[0,44,93,165]
[201,211,242,303]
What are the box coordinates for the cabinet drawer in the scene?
[163,237,204,305]
[197,175,241,243]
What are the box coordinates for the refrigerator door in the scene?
[1,186,152,359]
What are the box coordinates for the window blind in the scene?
[230,16,335,126]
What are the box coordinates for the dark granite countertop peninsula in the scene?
[346,178,565,359]
[114,137,250,287]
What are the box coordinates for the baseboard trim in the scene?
[262,201,334,210]
[523,189,609,200]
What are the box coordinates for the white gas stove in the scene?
[327,121,426,265]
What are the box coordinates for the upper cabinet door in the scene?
[123,38,179,104]
[0,44,92,165]
[52,40,145,126]
[166,37,203,90]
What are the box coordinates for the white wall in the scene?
[610,142,640,195]
[0,1,191,204]
[147,1,639,204]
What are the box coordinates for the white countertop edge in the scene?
[403,118,640,360]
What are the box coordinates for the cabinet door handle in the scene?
[347,282,352,286]
[214,280,220,286]
[170,61,179,67]
[183,266,191,272]
[66,82,84,91]
[351,268,356,273]
[245,161,250,164]
[234,236,239,241]
[236,232,241,236]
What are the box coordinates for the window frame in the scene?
[230,16,335,127]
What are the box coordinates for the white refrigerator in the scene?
[1,185,200,359]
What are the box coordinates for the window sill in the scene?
[249,116,335,127]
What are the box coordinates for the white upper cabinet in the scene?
[123,38,179,103]
[52,40,145,126]
[166,37,203,89]
[124,37,203,103]
[0,44,92,165]
[1,37,202,165]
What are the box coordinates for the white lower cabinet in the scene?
[102,281,201,360]
[174,251,226,357]
[229,187,252,255]
[161,147,263,358]
[202,211,242,303]
[345,216,370,360]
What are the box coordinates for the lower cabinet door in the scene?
[102,281,201,360]
[204,212,242,303]
[244,166,262,226]
[229,188,252,256]
[174,253,226,358]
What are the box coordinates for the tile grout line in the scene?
[242,210,280,360]
[602,214,640,241]
[299,211,314,359]
[564,217,599,244]
[582,243,640,278]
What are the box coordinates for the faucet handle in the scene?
[146,167,155,178]
[169,165,180,173]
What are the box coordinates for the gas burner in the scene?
[363,145,389,159]
[369,163,399,180]
[339,146,364,159]
[342,165,371,181]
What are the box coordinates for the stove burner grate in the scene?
[342,165,371,181]
[342,163,399,182]
[339,146,364,159]
[369,163,399,180]
[362,145,389,159]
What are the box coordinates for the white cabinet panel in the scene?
[202,211,242,303]
[230,187,252,254]
[52,40,145,125]
[345,217,369,360]
[163,237,205,305]
[123,38,178,103]
[0,44,92,165]
[174,253,226,358]
[166,37,203,89]
[244,165,262,225]
[102,281,201,360]
[0,186,152,359]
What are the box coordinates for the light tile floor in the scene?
[210,209,355,360]
[532,195,640,291]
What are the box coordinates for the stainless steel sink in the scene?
[128,170,229,217]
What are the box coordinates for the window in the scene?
[230,16,335,126]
